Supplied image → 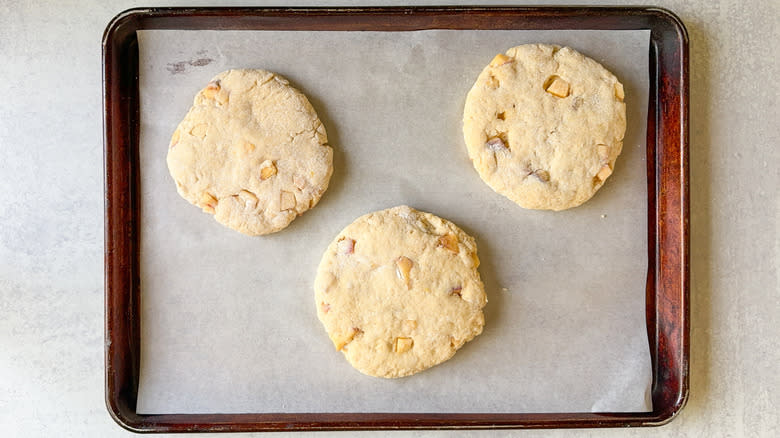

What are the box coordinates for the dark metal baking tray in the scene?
[103,6,689,432]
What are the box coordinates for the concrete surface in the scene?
[0,0,777,437]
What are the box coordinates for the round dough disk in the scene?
[314,206,487,378]
[167,69,333,235]
[463,44,626,211]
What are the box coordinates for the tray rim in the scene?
[103,5,689,432]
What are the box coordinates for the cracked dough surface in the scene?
[463,44,626,211]
[167,69,333,235]
[314,206,487,378]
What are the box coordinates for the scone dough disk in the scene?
[167,69,333,235]
[463,44,626,210]
[314,206,487,378]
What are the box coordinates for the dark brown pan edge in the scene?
[103,6,689,432]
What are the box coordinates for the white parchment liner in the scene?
[136,29,651,414]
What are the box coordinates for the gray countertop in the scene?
[1,0,777,437]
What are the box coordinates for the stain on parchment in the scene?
[167,57,214,74]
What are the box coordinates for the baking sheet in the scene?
[136,28,651,414]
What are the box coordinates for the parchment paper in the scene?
[136,28,651,414]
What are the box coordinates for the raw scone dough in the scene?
[167,69,333,235]
[463,44,626,211]
[314,206,487,378]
